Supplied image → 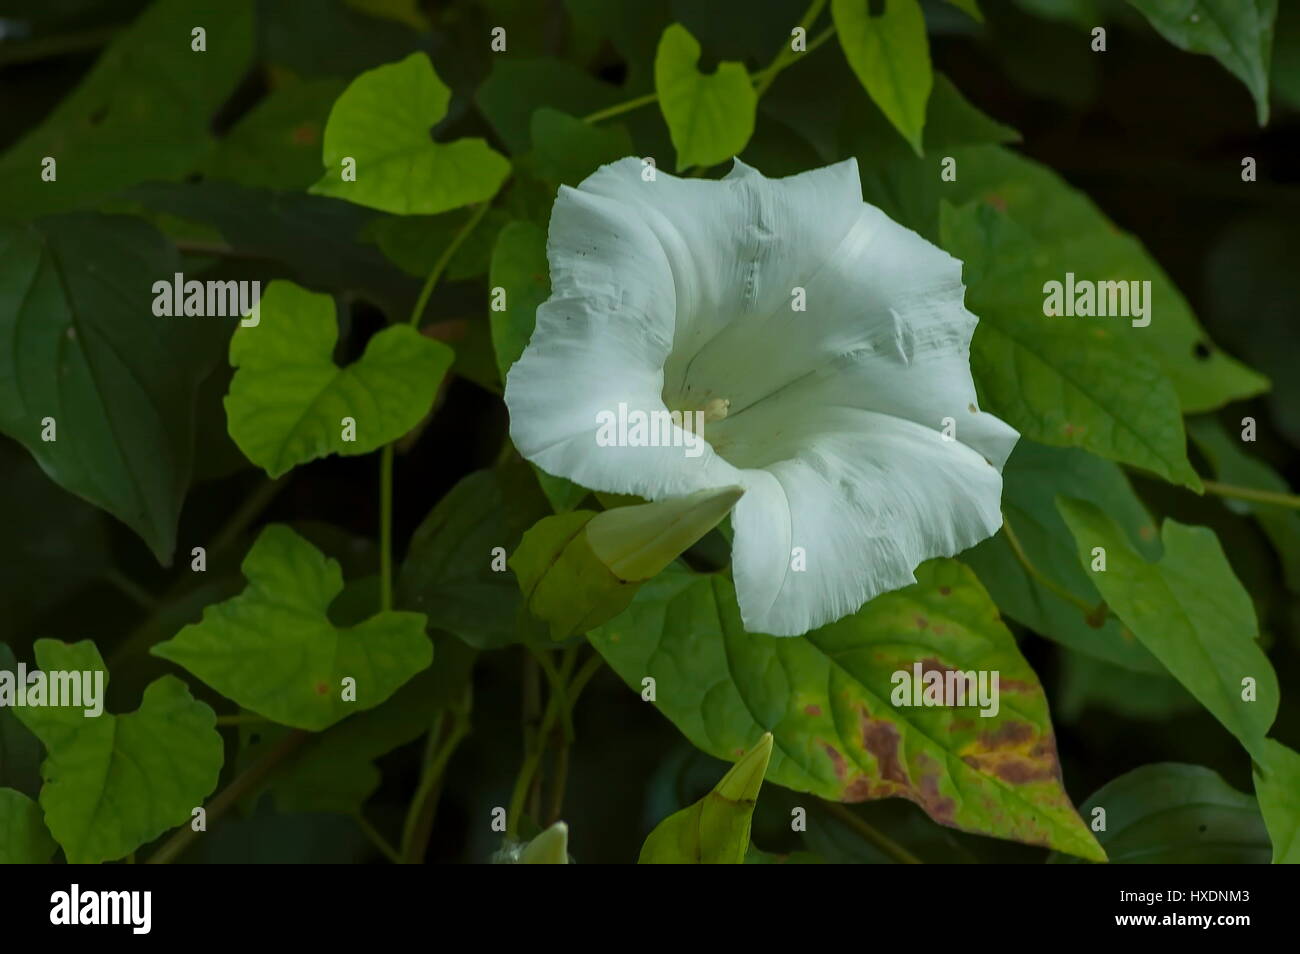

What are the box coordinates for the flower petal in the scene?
[729,408,1007,636]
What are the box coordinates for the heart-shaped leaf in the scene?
[832,0,932,155]
[153,524,432,731]
[654,23,757,170]
[310,52,510,214]
[224,280,452,478]
[14,640,222,865]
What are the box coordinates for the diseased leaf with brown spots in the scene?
[589,559,1105,861]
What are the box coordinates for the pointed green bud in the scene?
[638,733,773,864]
[510,486,743,639]
[587,485,745,581]
[519,821,570,864]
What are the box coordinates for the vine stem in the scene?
[583,7,836,125]
[408,201,493,329]
[506,652,604,839]
[1001,511,1104,619]
[817,800,923,865]
[1202,479,1300,510]
[399,696,472,863]
[147,730,310,864]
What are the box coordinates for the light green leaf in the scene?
[531,108,634,186]
[224,280,452,478]
[1050,763,1271,863]
[310,52,510,214]
[1128,0,1277,124]
[942,200,1200,489]
[964,441,1165,672]
[1187,415,1300,594]
[0,788,56,863]
[153,524,432,731]
[654,23,757,170]
[0,0,255,220]
[640,733,772,864]
[832,0,932,155]
[1057,497,1279,761]
[0,214,225,562]
[591,561,1105,861]
[1253,739,1300,863]
[14,639,222,865]
[246,639,475,814]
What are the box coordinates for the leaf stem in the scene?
[506,651,603,838]
[209,476,288,555]
[583,7,836,125]
[399,696,472,863]
[1001,512,1103,619]
[102,568,160,613]
[147,729,311,864]
[407,200,493,329]
[354,812,403,863]
[817,800,924,864]
[1201,479,1300,510]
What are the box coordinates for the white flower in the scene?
[505,157,1018,637]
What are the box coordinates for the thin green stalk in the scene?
[584,3,836,126]
[1202,479,1300,510]
[818,799,923,865]
[408,200,493,329]
[399,701,472,863]
[1001,512,1102,619]
[754,0,829,98]
[148,730,310,864]
[214,713,269,727]
[103,569,160,613]
[355,812,403,863]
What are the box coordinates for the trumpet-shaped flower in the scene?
[505,157,1018,637]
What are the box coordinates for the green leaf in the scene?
[945,0,984,21]
[224,280,452,478]
[0,644,44,799]
[152,524,432,731]
[0,788,57,863]
[1055,651,1198,724]
[963,441,1165,672]
[366,207,508,284]
[1056,497,1279,761]
[530,108,634,186]
[488,220,550,383]
[0,0,255,221]
[942,201,1200,489]
[654,23,758,170]
[0,214,225,562]
[310,52,510,214]
[853,143,1267,413]
[1187,416,1300,594]
[248,638,476,814]
[1253,739,1300,863]
[1128,0,1277,125]
[14,639,223,865]
[1050,763,1271,863]
[590,561,1105,861]
[397,464,551,649]
[639,733,772,864]
[476,57,623,155]
[205,78,347,190]
[128,182,422,320]
[832,0,933,155]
